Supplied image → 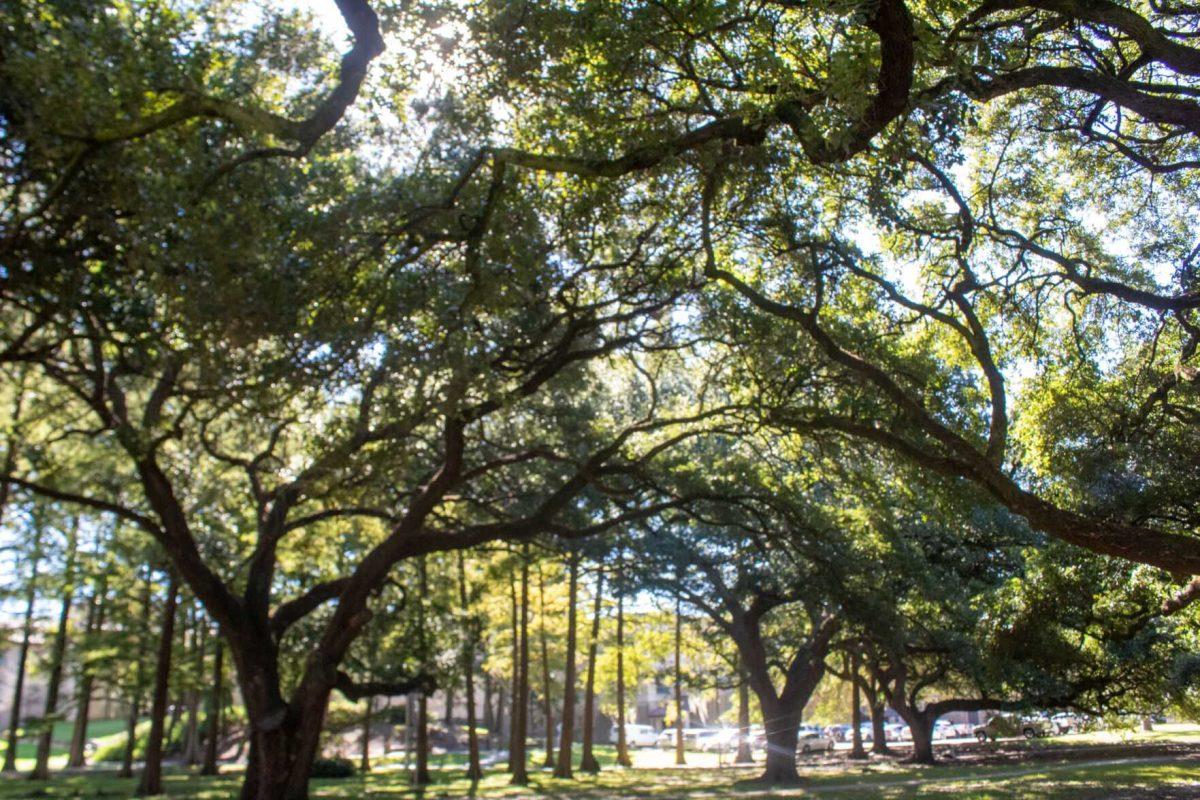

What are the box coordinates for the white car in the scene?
[885,722,910,741]
[797,730,836,754]
[609,723,659,748]
[697,728,743,752]
[657,727,710,749]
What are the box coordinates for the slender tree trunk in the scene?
[2,527,42,774]
[184,615,206,765]
[200,635,224,775]
[457,553,482,780]
[136,572,179,797]
[414,695,430,784]
[870,702,889,755]
[579,568,604,773]
[735,664,753,764]
[165,691,184,754]
[68,572,108,767]
[382,700,392,756]
[360,699,372,773]
[0,382,26,774]
[31,517,79,781]
[414,557,431,786]
[553,553,580,778]
[506,569,518,773]
[538,565,554,768]
[482,673,494,750]
[403,694,414,777]
[674,595,685,767]
[849,654,866,760]
[614,587,631,768]
[494,684,506,754]
[511,548,531,785]
[119,696,141,779]
[120,574,154,779]
[0,373,24,533]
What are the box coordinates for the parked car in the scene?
[749,724,766,749]
[697,728,743,752]
[609,723,659,748]
[824,724,852,742]
[885,722,910,741]
[932,720,956,740]
[973,714,1051,742]
[656,727,714,750]
[1050,713,1082,735]
[949,721,975,738]
[798,730,837,754]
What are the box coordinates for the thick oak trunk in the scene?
[880,665,939,765]
[908,715,934,764]
[759,703,801,784]
[730,609,838,785]
[237,725,325,800]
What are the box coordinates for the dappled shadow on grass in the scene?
[0,771,235,799]
[331,767,756,799]
[1,754,1197,800]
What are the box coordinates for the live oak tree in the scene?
[1,9,720,798]
[418,0,1200,582]
[845,492,1188,763]
[5,0,1200,793]
[625,439,878,784]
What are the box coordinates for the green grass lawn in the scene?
[0,753,1196,799]
[0,718,130,772]
[2,729,1197,798]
